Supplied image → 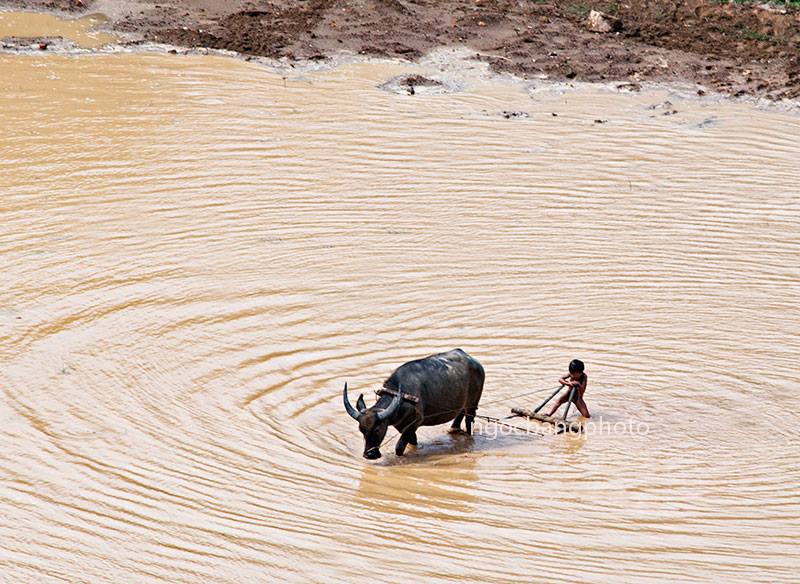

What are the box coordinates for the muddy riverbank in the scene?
[2,0,800,100]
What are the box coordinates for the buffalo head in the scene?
[343,382,403,459]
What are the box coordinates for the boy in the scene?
[547,359,590,418]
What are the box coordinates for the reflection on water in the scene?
[1,49,799,583]
[355,452,479,517]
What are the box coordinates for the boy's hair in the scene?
[569,359,585,374]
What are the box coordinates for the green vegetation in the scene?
[739,26,772,41]
[565,2,592,18]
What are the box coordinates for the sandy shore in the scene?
[2,0,799,100]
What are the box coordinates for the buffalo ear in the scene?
[356,393,367,412]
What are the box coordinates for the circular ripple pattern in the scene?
[1,53,799,583]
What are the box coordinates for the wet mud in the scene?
[2,0,800,99]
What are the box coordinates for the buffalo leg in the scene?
[406,430,418,446]
[395,436,407,456]
[396,427,418,456]
[465,406,478,435]
[450,411,465,431]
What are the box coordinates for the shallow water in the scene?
[1,49,799,583]
[0,11,115,48]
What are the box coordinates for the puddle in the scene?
[0,10,116,49]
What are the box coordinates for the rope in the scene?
[375,384,560,412]
[479,385,562,409]
[380,385,561,448]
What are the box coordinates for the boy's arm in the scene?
[561,375,587,391]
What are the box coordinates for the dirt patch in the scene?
[397,75,442,88]
[379,73,450,95]
[3,0,86,9]
[1,35,59,49]
[3,0,799,99]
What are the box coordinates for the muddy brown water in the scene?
[0,11,115,48]
[1,42,799,583]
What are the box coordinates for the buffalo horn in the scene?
[377,385,403,422]
[343,382,360,420]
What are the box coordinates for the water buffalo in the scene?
[343,348,485,459]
